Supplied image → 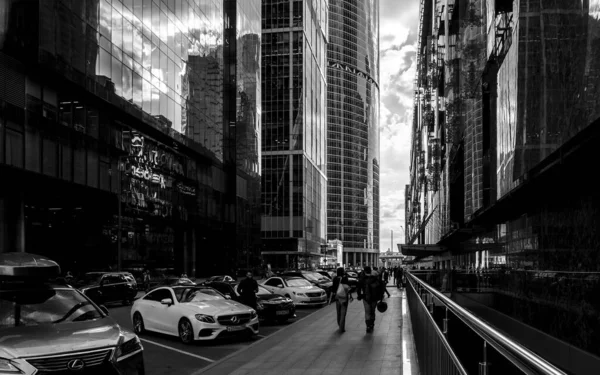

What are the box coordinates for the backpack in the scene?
[336,280,348,301]
[366,276,383,302]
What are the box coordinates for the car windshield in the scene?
[286,278,312,287]
[182,289,225,302]
[0,289,103,328]
[302,273,322,282]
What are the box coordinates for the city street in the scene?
[107,302,327,375]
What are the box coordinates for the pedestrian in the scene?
[357,266,385,333]
[237,271,259,310]
[380,271,391,298]
[397,267,404,289]
[143,270,151,293]
[330,267,353,333]
[383,268,389,285]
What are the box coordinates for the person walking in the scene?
[397,266,404,289]
[238,271,259,310]
[357,266,384,333]
[330,267,353,333]
[143,270,151,293]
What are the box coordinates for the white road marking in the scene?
[140,338,215,363]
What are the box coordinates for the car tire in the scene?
[133,312,145,334]
[178,318,194,344]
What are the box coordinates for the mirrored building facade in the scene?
[260,0,328,269]
[327,0,380,267]
[0,0,261,277]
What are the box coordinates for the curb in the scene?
[191,302,336,375]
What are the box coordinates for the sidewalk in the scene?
[194,285,419,375]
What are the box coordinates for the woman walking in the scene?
[331,267,353,333]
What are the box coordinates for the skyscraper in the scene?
[260,0,328,269]
[327,0,380,267]
[0,0,261,276]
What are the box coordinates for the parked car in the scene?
[260,276,327,305]
[279,271,333,296]
[130,286,258,343]
[203,275,236,284]
[0,252,145,375]
[161,276,197,286]
[315,270,334,280]
[79,272,138,306]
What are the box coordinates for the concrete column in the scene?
[352,252,356,266]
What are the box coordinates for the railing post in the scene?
[479,340,490,375]
[429,293,434,313]
[443,307,449,336]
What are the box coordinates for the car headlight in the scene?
[296,293,306,297]
[195,314,215,323]
[0,358,22,374]
[112,334,143,362]
[250,310,257,319]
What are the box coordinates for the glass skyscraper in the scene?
[260,0,328,269]
[327,0,380,267]
[0,0,261,276]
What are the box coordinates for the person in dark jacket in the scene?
[237,271,258,309]
[356,266,384,333]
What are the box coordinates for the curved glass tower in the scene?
[327,0,380,267]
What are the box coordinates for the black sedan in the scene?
[205,281,296,323]
[78,272,138,306]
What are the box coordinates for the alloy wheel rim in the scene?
[180,321,191,341]
[134,315,142,332]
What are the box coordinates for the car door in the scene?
[142,288,174,334]
[99,274,120,303]
[152,288,178,334]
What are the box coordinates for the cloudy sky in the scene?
[378,0,420,252]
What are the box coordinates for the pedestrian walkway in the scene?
[194,285,419,375]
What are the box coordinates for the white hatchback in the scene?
[261,276,327,305]
[130,286,258,343]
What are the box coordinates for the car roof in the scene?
[279,276,304,280]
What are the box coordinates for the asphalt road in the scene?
[107,301,326,375]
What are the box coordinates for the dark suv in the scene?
[79,272,138,306]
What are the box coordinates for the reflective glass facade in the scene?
[327,0,380,266]
[0,0,261,276]
[261,0,328,268]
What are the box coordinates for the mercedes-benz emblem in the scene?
[67,359,85,371]
[230,316,238,323]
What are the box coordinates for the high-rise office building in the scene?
[326,0,380,267]
[0,0,261,276]
[260,0,328,269]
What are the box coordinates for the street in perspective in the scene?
[2,0,600,375]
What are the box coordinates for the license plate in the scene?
[310,297,322,301]
[276,310,289,316]
[226,325,246,332]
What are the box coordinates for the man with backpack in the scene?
[357,266,384,333]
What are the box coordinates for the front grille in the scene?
[26,348,112,372]
[35,363,118,375]
[306,292,322,297]
[217,313,252,326]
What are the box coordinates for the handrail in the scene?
[406,271,568,375]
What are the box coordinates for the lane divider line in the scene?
[140,338,215,363]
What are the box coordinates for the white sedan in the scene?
[261,276,327,305]
[130,286,258,343]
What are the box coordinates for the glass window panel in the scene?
[133,26,143,63]
[112,56,123,96]
[97,47,111,78]
[133,72,142,108]
[59,101,72,128]
[160,91,168,116]
[142,36,151,68]
[74,140,86,185]
[99,160,110,191]
[25,124,41,172]
[6,128,24,168]
[99,0,111,40]
[60,138,72,181]
[87,146,98,188]
[73,103,85,133]
[86,107,99,138]
[142,78,152,113]
[151,83,159,114]
[112,11,122,50]
[42,138,58,177]
[123,66,133,101]
[123,19,133,56]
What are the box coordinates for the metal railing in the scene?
[406,272,467,375]
[406,271,569,375]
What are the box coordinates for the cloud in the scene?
[378,0,420,252]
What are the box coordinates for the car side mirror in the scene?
[99,305,109,315]
[277,284,284,288]
[160,298,173,306]
[225,294,232,300]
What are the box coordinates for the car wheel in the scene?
[178,318,194,344]
[133,312,145,334]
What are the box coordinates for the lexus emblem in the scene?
[230,316,238,323]
[67,359,85,371]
